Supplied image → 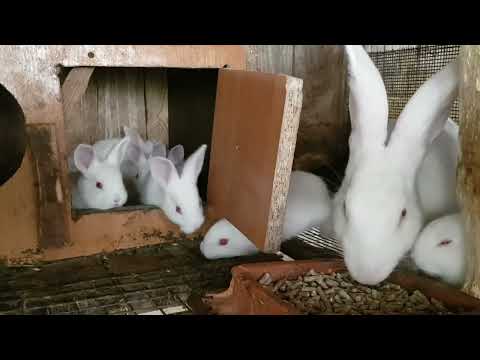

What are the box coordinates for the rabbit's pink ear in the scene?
[124,142,143,164]
[388,59,459,163]
[74,144,96,175]
[168,144,185,165]
[182,144,207,182]
[151,142,167,158]
[149,157,179,187]
[106,136,131,165]
[345,45,389,152]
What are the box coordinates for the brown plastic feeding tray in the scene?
[202,259,480,315]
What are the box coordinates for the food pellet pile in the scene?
[258,269,458,315]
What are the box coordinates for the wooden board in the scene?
[168,69,218,200]
[207,69,303,252]
[27,124,68,249]
[458,45,480,299]
[97,68,147,139]
[145,69,169,144]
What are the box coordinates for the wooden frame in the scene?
[0,45,303,265]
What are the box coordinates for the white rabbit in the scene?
[140,144,207,234]
[411,213,466,287]
[200,171,334,260]
[71,135,135,210]
[282,170,334,240]
[332,45,459,285]
[200,218,260,260]
[120,128,183,182]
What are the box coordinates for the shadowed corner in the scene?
[0,83,27,187]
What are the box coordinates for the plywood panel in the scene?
[145,69,169,144]
[208,69,303,252]
[97,68,147,139]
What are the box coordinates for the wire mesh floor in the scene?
[0,239,283,315]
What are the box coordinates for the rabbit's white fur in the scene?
[71,135,135,210]
[333,45,460,285]
[200,171,333,260]
[140,145,207,234]
[200,218,259,260]
[411,213,466,287]
[282,171,334,240]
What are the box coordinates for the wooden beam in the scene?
[61,67,95,116]
[458,45,480,299]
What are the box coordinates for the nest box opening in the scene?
[0,83,27,187]
[61,66,218,218]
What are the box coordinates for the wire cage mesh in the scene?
[367,45,461,123]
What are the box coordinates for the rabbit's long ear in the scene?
[74,144,98,175]
[149,156,179,187]
[345,45,389,153]
[182,144,207,182]
[168,144,185,165]
[106,136,130,166]
[388,59,459,166]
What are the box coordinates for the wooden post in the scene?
[458,45,480,298]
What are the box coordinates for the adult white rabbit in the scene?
[282,171,334,241]
[411,213,466,287]
[332,45,460,285]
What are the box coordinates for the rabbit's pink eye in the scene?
[176,206,182,214]
[438,239,452,247]
[219,238,229,246]
[96,182,103,190]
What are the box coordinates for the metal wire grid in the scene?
[368,45,461,123]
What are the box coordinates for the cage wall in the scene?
[365,45,461,123]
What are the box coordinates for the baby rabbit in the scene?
[332,45,460,285]
[200,218,259,260]
[70,134,137,210]
[200,170,334,260]
[411,213,466,287]
[141,145,207,234]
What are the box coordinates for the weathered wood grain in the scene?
[246,45,294,74]
[458,45,480,299]
[96,68,147,140]
[145,69,169,144]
